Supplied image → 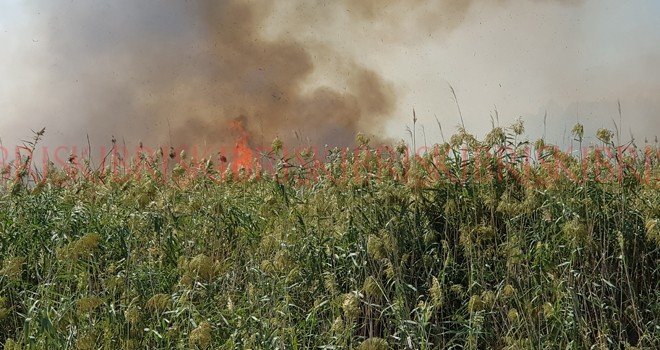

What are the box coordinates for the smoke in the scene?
[4,0,402,151]
[12,0,651,156]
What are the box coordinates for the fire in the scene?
[230,118,254,171]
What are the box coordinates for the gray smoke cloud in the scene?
[3,0,400,151]
[7,0,653,157]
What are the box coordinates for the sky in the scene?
[0,0,658,152]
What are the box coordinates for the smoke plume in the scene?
[3,0,623,156]
[11,0,403,151]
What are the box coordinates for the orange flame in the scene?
[230,118,254,171]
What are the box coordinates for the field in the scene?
[1,125,658,349]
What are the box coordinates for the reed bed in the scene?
[0,124,658,349]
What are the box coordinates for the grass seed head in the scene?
[146,293,171,313]
[0,306,10,321]
[645,219,659,244]
[357,337,388,350]
[1,257,25,280]
[367,234,386,260]
[596,128,613,143]
[485,127,506,146]
[384,259,395,280]
[450,284,464,296]
[271,137,283,153]
[562,218,588,244]
[76,296,103,315]
[572,123,584,140]
[542,302,555,319]
[502,284,516,298]
[324,273,338,295]
[75,331,97,350]
[362,276,381,302]
[330,316,344,333]
[511,119,525,135]
[468,294,483,313]
[3,338,20,350]
[481,290,496,308]
[341,293,360,320]
[189,321,212,349]
[507,308,520,323]
[430,276,444,308]
[124,306,141,325]
[58,233,101,261]
[187,254,216,281]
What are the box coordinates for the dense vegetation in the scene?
[1,125,658,349]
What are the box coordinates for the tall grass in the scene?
[0,124,658,349]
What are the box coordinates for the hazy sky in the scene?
[0,0,658,150]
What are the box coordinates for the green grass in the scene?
[0,125,658,349]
